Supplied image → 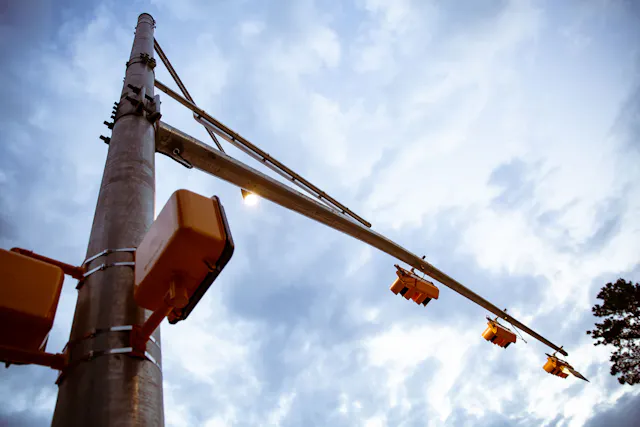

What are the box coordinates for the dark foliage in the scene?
[587,279,640,385]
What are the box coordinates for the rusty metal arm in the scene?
[156,121,569,357]
[11,247,85,280]
[154,78,372,228]
[0,345,67,370]
[131,279,187,353]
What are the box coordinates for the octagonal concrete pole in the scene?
[52,13,164,427]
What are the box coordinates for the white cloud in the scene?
[354,0,437,73]
[181,33,229,108]
[239,20,266,41]
[366,324,474,421]
[259,25,342,79]
[266,391,297,426]
[363,413,386,427]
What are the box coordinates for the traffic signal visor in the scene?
[134,189,234,323]
[0,249,64,352]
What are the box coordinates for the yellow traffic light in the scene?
[0,249,64,353]
[543,354,589,381]
[389,264,439,307]
[482,318,517,349]
[134,189,234,323]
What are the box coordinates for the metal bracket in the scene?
[126,52,157,69]
[123,85,161,123]
[158,147,193,169]
[109,101,123,124]
[146,94,162,123]
[125,84,147,115]
[139,53,157,69]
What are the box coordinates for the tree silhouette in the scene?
[587,279,640,385]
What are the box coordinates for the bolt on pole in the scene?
[51,13,164,427]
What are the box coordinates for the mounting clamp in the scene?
[81,262,135,279]
[125,84,147,115]
[62,324,159,354]
[139,52,157,69]
[125,52,157,69]
[123,85,160,123]
[146,94,162,123]
[83,247,136,266]
[56,346,160,385]
[158,146,193,169]
[77,247,136,289]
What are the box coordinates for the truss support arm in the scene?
[156,120,569,357]
[153,39,224,152]
[154,78,372,228]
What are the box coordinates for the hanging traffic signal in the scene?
[543,355,568,378]
[0,249,64,353]
[389,264,439,307]
[134,189,234,323]
[543,354,589,381]
[482,318,517,349]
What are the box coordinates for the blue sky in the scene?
[1,0,639,426]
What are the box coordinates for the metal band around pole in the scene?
[56,348,161,385]
[83,247,136,266]
[63,325,159,353]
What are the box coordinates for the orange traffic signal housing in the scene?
[543,354,589,381]
[0,249,64,352]
[390,265,439,307]
[543,355,569,378]
[482,318,517,348]
[134,189,234,323]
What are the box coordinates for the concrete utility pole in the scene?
[52,13,164,427]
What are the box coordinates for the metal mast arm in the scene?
[154,78,372,228]
[156,121,569,357]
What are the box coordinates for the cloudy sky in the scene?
[1,0,640,425]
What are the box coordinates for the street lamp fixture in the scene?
[241,189,258,206]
